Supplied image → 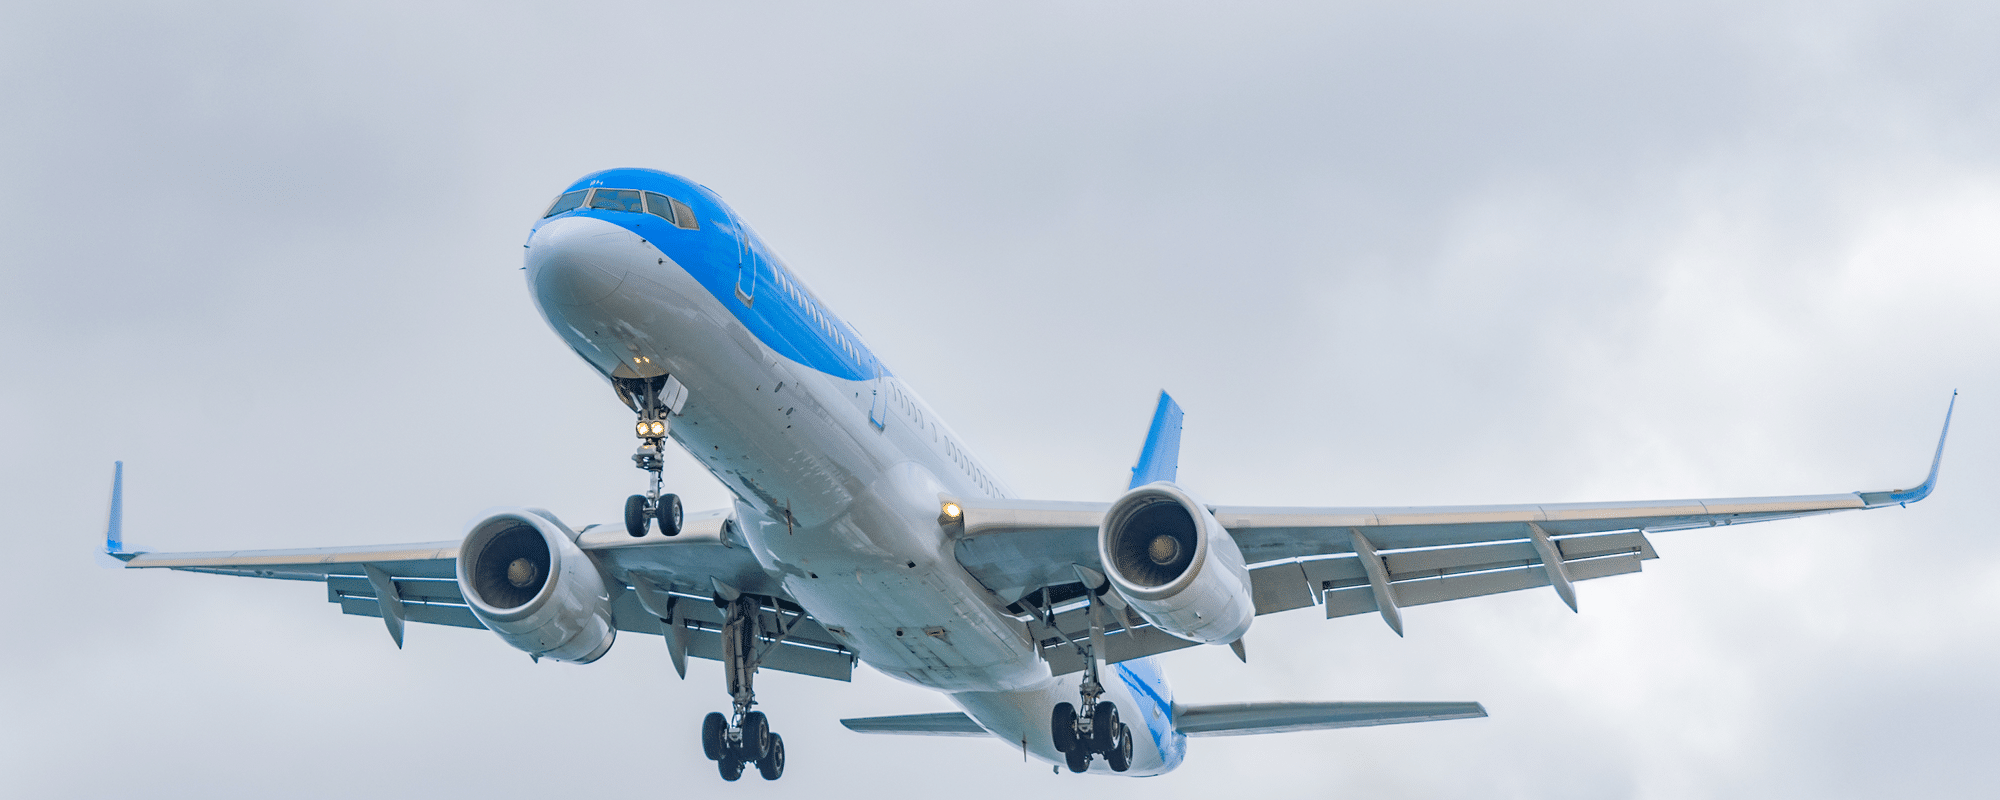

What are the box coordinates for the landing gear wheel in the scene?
[740,711,770,761]
[701,712,727,761]
[1106,723,1133,772]
[1092,702,1121,752]
[657,493,683,536]
[1064,746,1090,773]
[757,733,785,780]
[1051,702,1077,753]
[717,756,745,782]
[624,494,650,537]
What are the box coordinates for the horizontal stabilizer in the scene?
[1175,701,1487,736]
[839,712,988,737]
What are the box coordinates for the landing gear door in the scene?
[868,361,887,431]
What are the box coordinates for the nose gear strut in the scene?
[616,375,685,538]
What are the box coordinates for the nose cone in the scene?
[526,216,631,307]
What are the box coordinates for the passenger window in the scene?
[544,190,588,217]
[588,189,644,213]
[669,197,699,230]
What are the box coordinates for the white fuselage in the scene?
[524,210,1184,775]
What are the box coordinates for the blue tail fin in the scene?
[105,461,136,561]
[1129,392,1185,490]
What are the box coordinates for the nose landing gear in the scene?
[617,376,686,538]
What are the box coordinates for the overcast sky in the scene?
[4,2,1997,797]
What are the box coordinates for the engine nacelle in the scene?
[1097,482,1254,645]
[456,508,617,664]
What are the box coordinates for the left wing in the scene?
[951,393,1955,674]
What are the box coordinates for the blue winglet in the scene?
[104,461,137,561]
[1864,391,1956,508]
[1129,392,1185,490]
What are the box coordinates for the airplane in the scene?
[106,167,1955,781]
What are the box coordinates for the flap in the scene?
[839,712,988,736]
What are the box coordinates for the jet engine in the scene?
[1097,482,1254,644]
[456,509,617,663]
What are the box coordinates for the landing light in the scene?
[940,502,962,522]
[635,420,667,438]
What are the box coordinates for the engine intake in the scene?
[1098,483,1254,644]
[456,509,617,663]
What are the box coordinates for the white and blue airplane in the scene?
[109,168,1954,781]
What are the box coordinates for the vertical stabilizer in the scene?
[1129,392,1185,490]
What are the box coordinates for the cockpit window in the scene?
[642,192,675,225]
[668,197,699,230]
[588,189,644,213]
[544,190,588,218]
[643,192,700,230]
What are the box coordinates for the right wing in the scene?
[116,506,856,680]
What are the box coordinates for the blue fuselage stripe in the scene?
[531,168,882,382]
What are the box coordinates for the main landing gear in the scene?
[618,376,683,538]
[1035,586,1133,773]
[1052,662,1133,773]
[700,594,794,781]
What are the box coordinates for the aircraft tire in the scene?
[1051,702,1077,753]
[1064,747,1090,774]
[701,712,727,761]
[757,734,785,780]
[1106,724,1132,772]
[1092,702,1120,753]
[741,711,771,760]
[624,495,649,537]
[718,756,745,782]
[657,493,683,536]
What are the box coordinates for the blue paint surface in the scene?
[1129,392,1184,489]
[532,168,883,382]
[1886,390,1956,505]
[104,461,124,553]
[1114,658,1186,769]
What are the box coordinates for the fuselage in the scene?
[523,168,1183,775]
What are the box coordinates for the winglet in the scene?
[104,461,138,562]
[1860,391,1956,508]
[1129,392,1185,490]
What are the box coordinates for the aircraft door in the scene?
[868,360,887,431]
[734,222,758,306]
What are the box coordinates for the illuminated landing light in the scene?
[940,502,963,523]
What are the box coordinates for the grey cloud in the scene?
[3,2,1995,797]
